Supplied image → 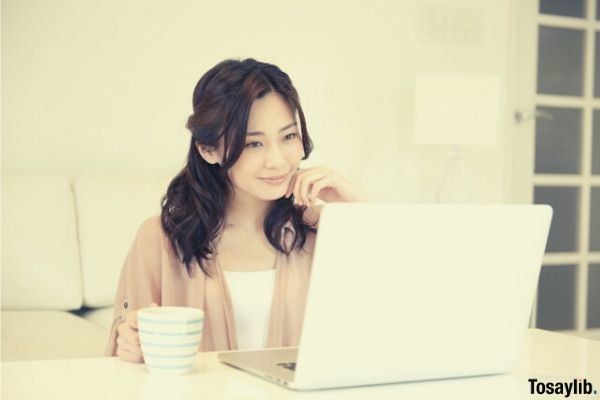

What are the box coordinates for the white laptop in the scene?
[218,203,553,391]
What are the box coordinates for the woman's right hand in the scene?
[116,302,158,363]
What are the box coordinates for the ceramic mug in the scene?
[137,306,204,375]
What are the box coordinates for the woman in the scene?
[105,58,368,363]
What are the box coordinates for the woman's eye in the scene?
[244,141,262,149]
[244,134,297,149]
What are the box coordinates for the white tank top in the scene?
[222,269,276,350]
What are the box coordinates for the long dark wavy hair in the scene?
[160,58,316,278]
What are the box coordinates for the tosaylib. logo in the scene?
[529,378,598,397]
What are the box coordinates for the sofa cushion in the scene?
[72,175,169,308]
[80,306,115,331]
[1,311,108,361]
[1,173,83,310]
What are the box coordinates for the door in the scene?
[510,0,600,340]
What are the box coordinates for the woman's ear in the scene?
[196,143,221,165]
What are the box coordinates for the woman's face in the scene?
[201,91,305,202]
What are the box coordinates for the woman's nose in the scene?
[264,144,286,168]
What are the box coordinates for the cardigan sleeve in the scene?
[302,204,323,228]
[103,216,163,357]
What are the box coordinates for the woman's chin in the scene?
[256,192,287,202]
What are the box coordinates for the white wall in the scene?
[2,0,514,203]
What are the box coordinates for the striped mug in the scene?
[137,306,204,375]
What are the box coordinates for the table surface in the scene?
[2,329,599,400]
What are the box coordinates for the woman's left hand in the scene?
[284,165,369,207]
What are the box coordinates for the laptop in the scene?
[218,203,553,391]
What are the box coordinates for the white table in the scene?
[2,329,599,399]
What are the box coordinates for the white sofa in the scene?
[1,172,170,361]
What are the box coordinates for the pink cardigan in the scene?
[104,210,318,356]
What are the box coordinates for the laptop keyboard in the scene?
[276,362,296,371]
